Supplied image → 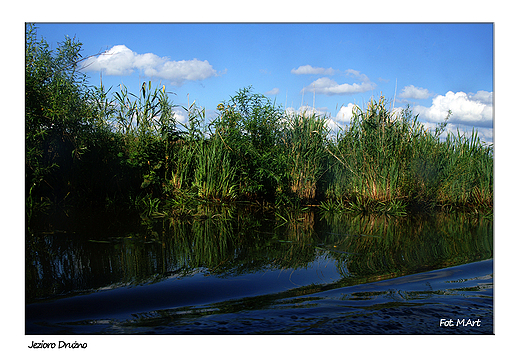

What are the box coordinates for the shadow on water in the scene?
[26,206,493,334]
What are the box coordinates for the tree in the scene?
[25,24,97,220]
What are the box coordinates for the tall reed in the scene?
[324,97,493,214]
[283,110,329,202]
[436,128,493,209]
[326,98,417,211]
[26,27,493,223]
[193,137,238,200]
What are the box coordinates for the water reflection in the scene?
[26,207,492,306]
[320,212,493,284]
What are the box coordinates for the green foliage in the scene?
[325,97,493,214]
[328,98,417,205]
[25,24,98,219]
[212,86,287,199]
[193,137,238,200]
[26,27,493,223]
[284,110,329,202]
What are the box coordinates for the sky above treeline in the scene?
[33,23,494,143]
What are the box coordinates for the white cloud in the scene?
[333,103,403,128]
[281,103,337,132]
[326,118,343,134]
[421,121,494,145]
[83,45,135,76]
[398,85,433,99]
[291,65,337,75]
[470,90,493,105]
[414,91,493,128]
[292,66,375,96]
[82,45,218,86]
[344,69,370,83]
[303,77,376,96]
[335,103,357,124]
[265,88,280,96]
[330,94,493,144]
[284,105,341,133]
[172,107,188,124]
[285,105,327,117]
[471,126,493,144]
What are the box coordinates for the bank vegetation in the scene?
[25,26,493,226]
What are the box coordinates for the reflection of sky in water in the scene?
[26,259,493,334]
[26,211,493,334]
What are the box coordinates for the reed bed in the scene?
[284,111,329,202]
[324,98,493,215]
[25,27,492,220]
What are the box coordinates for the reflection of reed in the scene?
[286,210,315,240]
[320,212,493,281]
[26,208,493,303]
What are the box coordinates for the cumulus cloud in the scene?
[398,85,433,99]
[334,103,403,126]
[335,103,357,124]
[470,90,493,105]
[421,120,493,144]
[82,45,218,86]
[303,77,376,96]
[285,105,327,117]
[414,91,493,128]
[291,65,337,75]
[344,69,371,83]
[172,107,188,124]
[265,88,280,96]
[284,105,341,133]
[330,93,494,144]
[292,66,375,96]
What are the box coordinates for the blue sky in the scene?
[33,23,493,143]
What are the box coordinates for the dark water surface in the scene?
[26,207,493,334]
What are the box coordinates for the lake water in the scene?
[26,207,493,334]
